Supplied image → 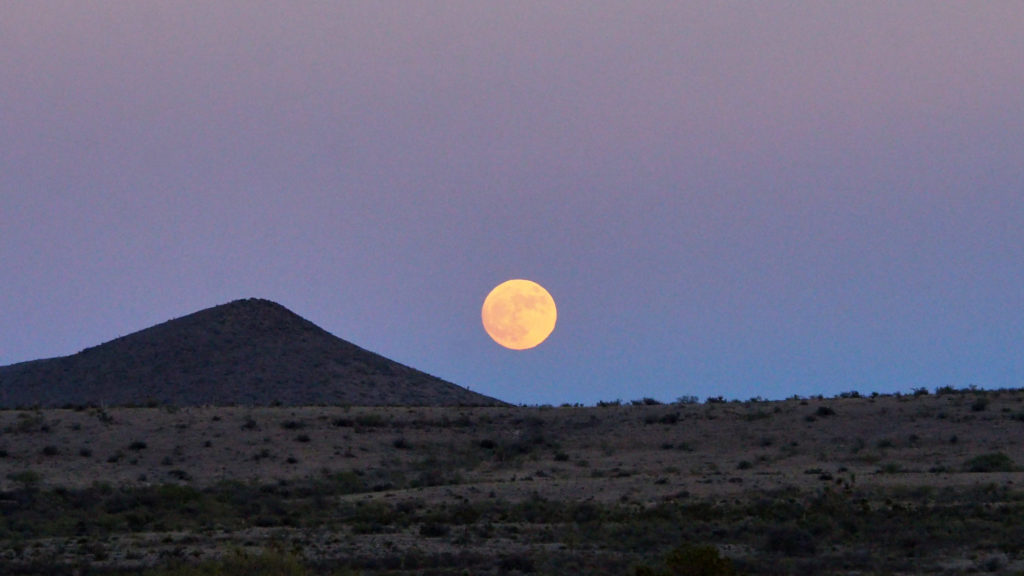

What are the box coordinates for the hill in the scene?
[0,298,503,407]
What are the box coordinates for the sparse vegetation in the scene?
[0,389,1022,574]
[964,452,1016,472]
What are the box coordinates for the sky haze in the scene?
[3,2,1022,405]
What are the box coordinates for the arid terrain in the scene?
[1,388,1022,575]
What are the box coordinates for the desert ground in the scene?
[1,388,1023,575]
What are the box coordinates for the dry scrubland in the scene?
[1,388,1023,575]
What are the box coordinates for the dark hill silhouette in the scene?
[0,298,504,407]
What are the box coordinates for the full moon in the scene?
[481,279,557,350]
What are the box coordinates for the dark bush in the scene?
[419,522,450,537]
[635,544,737,576]
[766,526,817,556]
[964,452,1015,473]
[354,414,388,428]
[498,553,535,573]
[659,412,681,425]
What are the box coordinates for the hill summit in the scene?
[0,298,503,407]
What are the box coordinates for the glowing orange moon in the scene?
[481,279,557,350]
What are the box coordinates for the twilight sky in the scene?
[3,2,1022,405]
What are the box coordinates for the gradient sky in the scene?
[3,2,1023,405]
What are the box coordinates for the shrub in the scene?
[660,412,681,425]
[145,547,311,576]
[498,553,535,573]
[354,414,388,428]
[971,397,990,412]
[878,462,904,474]
[766,526,817,556]
[7,470,42,490]
[168,469,191,481]
[419,522,450,537]
[129,440,148,451]
[743,410,772,421]
[964,452,1015,473]
[41,445,60,456]
[635,544,737,576]
[816,406,836,417]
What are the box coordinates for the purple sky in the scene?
[3,3,1023,405]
